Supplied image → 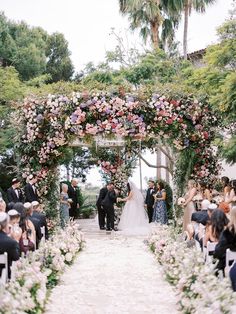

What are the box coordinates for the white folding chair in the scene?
[205,241,217,262]
[0,252,8,285]
[40,226,45,239]
[225,249,236,276]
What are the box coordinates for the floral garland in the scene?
[0,223,84,314]
[148,226,236,313]
[15,91,221,217]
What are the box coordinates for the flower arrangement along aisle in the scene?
[148,226,236,313]
[0,223,84,314]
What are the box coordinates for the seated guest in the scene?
[24,202,42,249]
[191,199,211,225]
[230,262,236,291]
[32,201,48,239]
[6,202,16,212]
[214,206,236,273]
[8,209,22,240]
[7,178,24,203]
[15,203,35,255]
[204,209,229,247]
[0,212,20,278]
[0,198,6,212]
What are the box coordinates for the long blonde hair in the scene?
[229,206,236,233]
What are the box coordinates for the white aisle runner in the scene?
[45,220,178,314]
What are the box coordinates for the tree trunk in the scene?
[151,21,159,49]
[183,1,189,60]
[156,149,162,179]
[66,165,70,181]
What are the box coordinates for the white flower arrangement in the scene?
[148,227,236,313]
[0,223,84,314]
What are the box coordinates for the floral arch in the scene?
[15,90,220,218]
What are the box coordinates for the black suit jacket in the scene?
[96,187,108,207]
[32,211,49,240]
[0,231,20,278]
[28,216,42,249]
[145,188,156,207]
[67,185,78,210]
[101,190,117,210]
[25,183,38,202]
[7,187,24,203]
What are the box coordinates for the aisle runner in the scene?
[45,225,178,314]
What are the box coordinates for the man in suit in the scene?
[101,183,118,231]
[68,179,79,219]
[0,212,20,278]
[25,174,39,203]
[145,180,156,223]
[24,202,42,249]
[7,178,24,204]
[96,184,108,230]
[32,201,49,240]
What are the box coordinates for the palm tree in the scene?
[119,0,182,50]
[183,0,217,59]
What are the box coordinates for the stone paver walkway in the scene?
[45,219,178,314]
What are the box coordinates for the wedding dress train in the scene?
[118,181,150,236]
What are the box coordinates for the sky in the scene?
[0,0,233,71]
[0,0,235,187]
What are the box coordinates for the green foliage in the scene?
[45,32,74,82]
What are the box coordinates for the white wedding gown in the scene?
[118,181,150,236]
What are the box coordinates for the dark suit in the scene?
[32,211,49,240]
[67,185,79,219]
[96,187,108,228]
[7,187,24,203]
[0,231,20,278]
[101,189,117,230]
[145,187,156,223]
[28,216,42,249]
[25,183,38,202]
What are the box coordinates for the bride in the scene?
[117,181,150,235]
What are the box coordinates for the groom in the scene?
[145,180,156,223]
[101,182,118,231]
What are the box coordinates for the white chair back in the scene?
[205,241,217,262]
[0,252,8,285]
[40,226,45,239]
[225,249,236,275]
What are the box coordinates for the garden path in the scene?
[45,219,178,314]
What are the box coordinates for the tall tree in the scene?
[119,0,182,49]
[183,0,217,59]
[45,32,74,82]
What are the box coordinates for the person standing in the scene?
[67,179,79,219]
[7,178,24,203]
[183,180,197,232]
[101,183,118,231]
[25,174,39,202]
[145,180,156,223]
[32,201,49,239]
[152,181,168,224]
[60,184,70,228]
[96,184,109,230]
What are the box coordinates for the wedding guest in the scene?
[60,183,70,228]
[203,209,228,247]
[0,198,6,212]
[96,184,108,230]
[225,180,236,209]
[25,174,39,202]
[183,180,197,232]
[24,202,42,249]
[6,202,15,212]
[214,206,236,273]
[0,212,20,278]
[152,181,168,224]
[8,209,22,240]
[145,180,156,223]
[68,179,79,219]
[7,178,24,203]
[15,203,35,255]
[229,262,236,291]
[32,201,49,239]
